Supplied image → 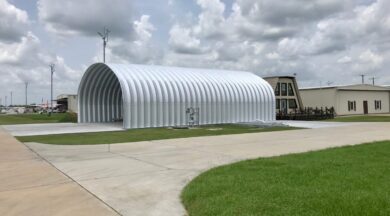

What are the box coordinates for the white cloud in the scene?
[37,0,133,38]
[168,25,206,54]
[0,0,29,42]
[106,15,161,64]
[337,56,352,64]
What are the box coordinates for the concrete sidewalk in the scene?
[0,128,118,216]
[25,122,390,216]
[3,122,123,136]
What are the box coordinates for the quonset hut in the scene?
[78,63,275,129]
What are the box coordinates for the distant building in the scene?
[299,84,390,115]
[56,94,78,113]
[264,76,304,114]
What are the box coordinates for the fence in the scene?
[276,107,335,120]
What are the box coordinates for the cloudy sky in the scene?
[0,0,389,105]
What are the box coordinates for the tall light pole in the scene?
[49,63,55,111]
[5,96,7,107]
[10,91,12,106]
[369,77,376,85]
[98,27,110,63]
[360,74,365,84]
[25,82,28,106]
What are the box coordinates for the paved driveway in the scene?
[24,122,390,216]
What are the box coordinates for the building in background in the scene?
[78,63,275,129]
[56,94,78,113]
[299,84,390,116]
[264,76,304,114]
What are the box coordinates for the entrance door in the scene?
[281,99,288,114]
[363,101,368,114]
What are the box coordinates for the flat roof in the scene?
[300,84,390,91]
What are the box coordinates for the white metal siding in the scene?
[78,63,275,129]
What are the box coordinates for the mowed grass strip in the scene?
[17,125,297,145]
[182,141,390,216]
[0,113,73,125]
[326,115,390,122]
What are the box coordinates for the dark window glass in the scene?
[288,99,297,109]
[275,83,280,96]
[288,83,295,96]
[348,101,351,111]
[281,99,287,112]
[375,100,382,110]
[281,83,287,96]
[353,101,356,111]
[276,99,280,109]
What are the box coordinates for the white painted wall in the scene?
[336,91,390,115]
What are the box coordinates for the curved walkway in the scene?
[0,128,118,216]
[22,122,390,216]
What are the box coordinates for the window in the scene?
[281,99,287,111]
[348,101,356,111]
[281,83,287,96]
[288,83,295,96]
[275,83,280,96]
[276,99,280,109]
[375,100,382,110]
[288,99,297,109]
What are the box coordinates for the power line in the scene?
[98,27,110,63]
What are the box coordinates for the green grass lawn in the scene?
[0,113,76,125]
[326,115,390,122]
[17,125,297,145]
[182,140,390,216]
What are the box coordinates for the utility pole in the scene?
[369,77,376,85]
[98,27,110,63]
[10,91,12,106]
[49,64,55,111]
[5,96,7,107]
[360,74,365,84]
[25,82,28,106]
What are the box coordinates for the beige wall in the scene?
[68,95,78,113]
[336,90,390,115]
[300,88,336,109]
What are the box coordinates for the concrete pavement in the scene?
[4,120,353,137]
[0,127,118,216]
[24,122,390,216]
[3,122,123,136]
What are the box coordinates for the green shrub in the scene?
[59,112,78,123]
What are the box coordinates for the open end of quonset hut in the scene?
[78,63,275,129]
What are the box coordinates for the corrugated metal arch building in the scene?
[78,63,275,129]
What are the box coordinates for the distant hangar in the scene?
[78,63,275,129]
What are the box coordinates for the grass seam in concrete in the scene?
[22,142,123,216]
